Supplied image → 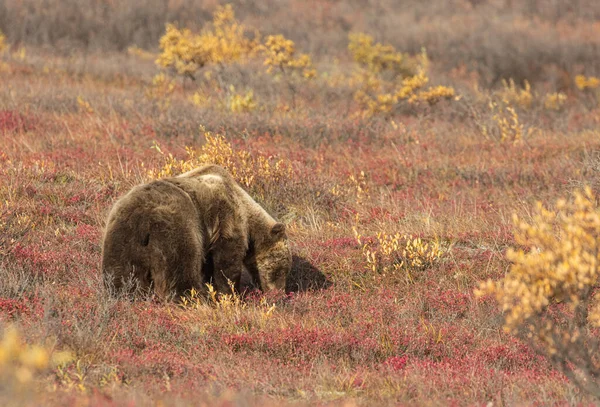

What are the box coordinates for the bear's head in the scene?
[254,223,292,291]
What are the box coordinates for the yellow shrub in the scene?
[0,31,6,54]
[348,32,413,77]
[150,131,293,198]
[499,79,533,109]
[575,75,600,90]
[396,68,429,100]
[354,229,444,283]
[0,325,73,386]
[544,92,567,110]
[477,187,600,333]
[156,5,258,79]
[482,99,532,144]
[349,43,455,117]
[156,24,206,77]
[353,90,395,116]
[145,73,175,109]
[413,85,456,105]
[356,68,455,117]
[76,96,94,114]
[210,4,259,64]
[228,85,257,113]
[261,34,316,79]
[474,187,600,397]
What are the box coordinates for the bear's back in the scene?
[180,164,277,222]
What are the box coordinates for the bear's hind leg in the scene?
[211,238,246,295]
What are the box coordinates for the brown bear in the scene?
[101,164,291,299]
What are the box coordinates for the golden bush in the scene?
[150,131,293,199]
[544,92,567,110]
[261,34,316,79]
[481,99,532,144]
[156,5,258,79]
[395,68,429,100]
[0,325,73,386]
[348,38,455,117]
[354,229,444,284]
[0,31,6,54]
[227,85,257,113]
[499,79,533,109]
[478,187,600,332]
[409,85,456,105]
[348,32,413,77]
[145,73,175,110]
[477,188,600,396]
[575,75,600,91]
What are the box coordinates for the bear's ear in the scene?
[270,223,286,239]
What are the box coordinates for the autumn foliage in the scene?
[478,188,600,396]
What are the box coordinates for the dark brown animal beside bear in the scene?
[101,164,291,299]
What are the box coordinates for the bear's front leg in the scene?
[211,237,246,295]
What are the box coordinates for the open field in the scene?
[1,1,600,405]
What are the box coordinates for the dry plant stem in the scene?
[279,65,297,109]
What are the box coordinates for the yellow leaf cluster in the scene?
[353,89,394,116]
[350,43,456,117]
[145,73,176,110]
[0,31,6,54]
[411,85,456,105]
[179,285,277,330]
[0,325,73,385]
[395,69,429,100]
[156,5,258,78]
[476,187,600,333]
[261,34,316,79]
[228,85,257,113]
[189,91,211,107]
[347,170,370,202]
[544,92,567,111]
[354,229,444,283]
[482,99,532,144]
[76,96,94,114]
[348,32,412,76]
[575,75,600,91]
[150,131,293,195]
[499,79,533,109]
[354,68,455,116]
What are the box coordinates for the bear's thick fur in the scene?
[101,164,291,299]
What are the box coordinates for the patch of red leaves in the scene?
[0,110,37,134]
